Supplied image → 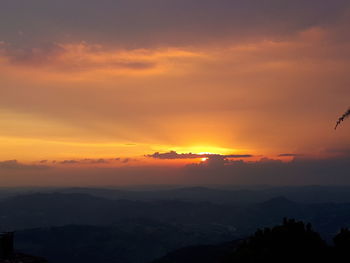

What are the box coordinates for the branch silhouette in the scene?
[335,108,350,130]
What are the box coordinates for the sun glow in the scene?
[201,157,209,162]
[198,152,214,155]
[173,146,236,155]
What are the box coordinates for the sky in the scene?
[0,0,349,186]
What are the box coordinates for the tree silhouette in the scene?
[153,219,350,263]
[335,108,350,129]
[333,228,350,261]
[221,218,329,263]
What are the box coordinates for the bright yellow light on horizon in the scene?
[173,146,236,155]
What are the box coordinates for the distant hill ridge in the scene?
[4,186,350,204]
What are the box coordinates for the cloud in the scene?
[0,1,349,168]
[224,154,254,158]
[184,156,350,185]
[82,158,109,164]
[1,156,350,187]
[116,158,137,164]
[0,42,64,66]
[1,0,348,48]
[146,151,253,159]
[322,147,350,158]
[56,158,134,165]
[121,158,130,163]
[201,155,229,168]
[59,158,110,165]
[278,153,303,157]
[146,151,200,159]
[0,160,49,170]
[0,42,159,73]
[59,160,80,165]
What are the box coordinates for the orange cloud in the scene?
[0,23,349,165]
[0,42,205,80]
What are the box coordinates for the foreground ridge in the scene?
[153,218,350,263]
[0,232,47,263]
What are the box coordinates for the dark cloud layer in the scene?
[57,158,131,165]
[278,153,303,157]
[59,159,108,165]
[2,156,350,186]
[0,160,49,170]
[1,0,349,47]
[146,151,253,159]
[184,156,350,185]
[0,42,157,71]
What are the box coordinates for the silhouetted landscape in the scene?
[1,0,350,262]
[153,218,350,263]
[0,186,348,262]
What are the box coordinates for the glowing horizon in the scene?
[0,0,349,186]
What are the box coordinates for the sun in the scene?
[201,157,209,162]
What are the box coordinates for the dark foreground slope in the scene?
[0,253,47,263]
[2,191,350,263]
[153,219,350,263]
[2,192,350,239]
[151,242,240,263]
[14,222,236,263]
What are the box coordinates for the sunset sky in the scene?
[0,0,349,186]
